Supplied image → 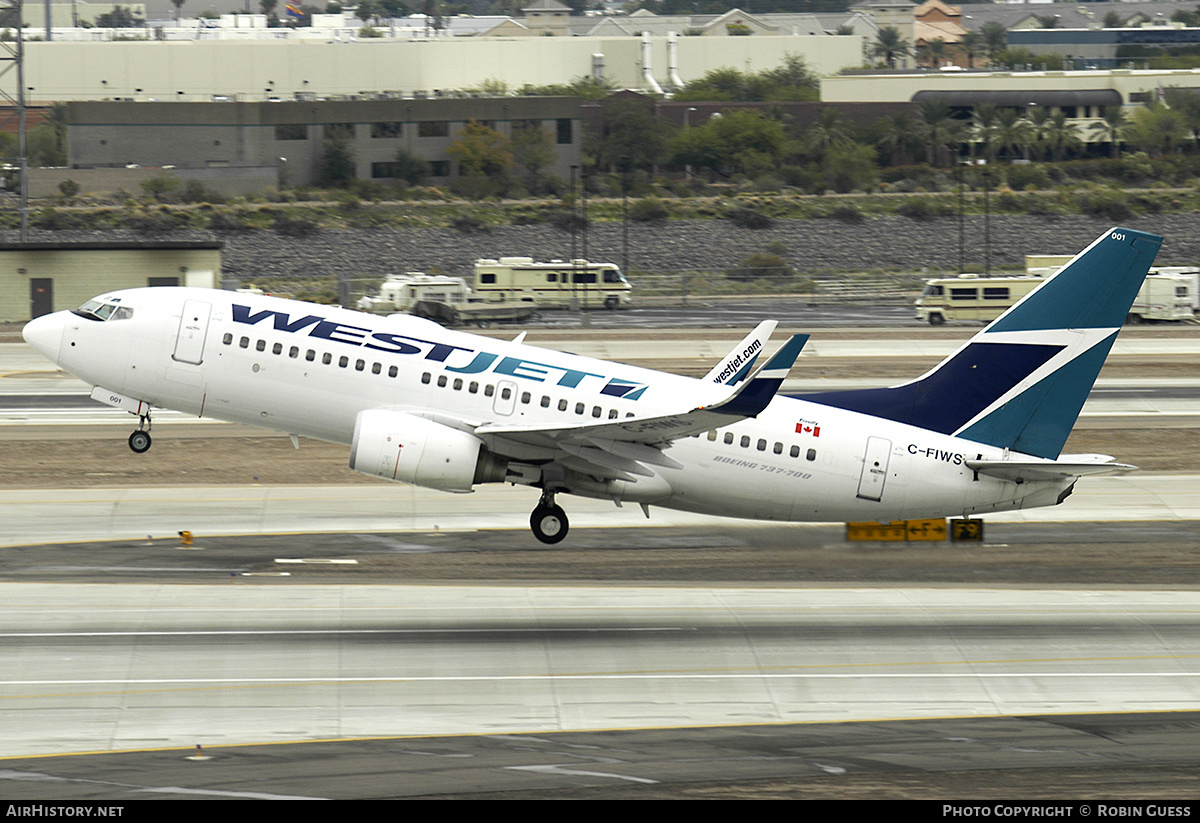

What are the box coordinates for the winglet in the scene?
[707,333,808,417]
[704,320,777,385]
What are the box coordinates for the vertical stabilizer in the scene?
[796,228,1163,459]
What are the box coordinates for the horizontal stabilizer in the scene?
[966,454,1136,483]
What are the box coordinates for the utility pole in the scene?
[0,0,28,240]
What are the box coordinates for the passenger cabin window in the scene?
[983,287,1010,300]
[950,288,977,301]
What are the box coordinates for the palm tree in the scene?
[918,99,967,167]
[1026,105,1054,161]
[958,30,985,69]
[971,103,1001,163]
[804,107,853,161]
[1089,106,1128,158]
[918,37,951,69]
[872,26,911,70]
[1044,111,1082,161]
[874,113,922,167]
[992,108,1035,162]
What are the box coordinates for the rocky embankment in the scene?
[214,214,1200,282]
[8,213,1199,284]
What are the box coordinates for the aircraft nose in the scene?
[22,312,65,364]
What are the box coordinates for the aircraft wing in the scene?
[475,334,808,480]
[966,454,1136,483]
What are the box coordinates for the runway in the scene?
[3,584,1200,761]
[3,331,1200,797]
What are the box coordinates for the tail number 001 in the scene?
[1111,232,1126,241]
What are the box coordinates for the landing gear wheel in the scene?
[530,503,569,544]
[128,430,152,454]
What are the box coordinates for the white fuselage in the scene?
[33,287,1072,523]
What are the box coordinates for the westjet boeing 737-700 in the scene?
[22,227,1162,543]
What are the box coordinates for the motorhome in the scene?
[473,257,632,309]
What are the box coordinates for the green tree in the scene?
[597,98,670,171]
[672,110,788,178]
[140,174,181,202]
[1163,87,1200,150]
[1103,11,1123,28]
[1124,103,1188,156]
[979,21,1008,61]
[872,25,911,69]
[510,123,555,188]
[520,76,614,100]
[391,149,429,186]
[447,120,514,177]
[824,142,878,193]
[315,134,356,187]
[95,5,144,26]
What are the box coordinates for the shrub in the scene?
[629,196,669,223]
[1079,188,1133,221]
[725,204,772,229]
[895,196,953,220]
[58,179,80,199]
[546,209,587,233]
[727,252,791,282]
[272,213,319,237]
[207,211,257,233]
[450,214,491,233]
[828,204,864,223]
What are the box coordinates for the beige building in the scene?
[17,34,861,103]
[2,242,221,322]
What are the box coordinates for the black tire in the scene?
[128,430,152,454]
[1126,313,1143,325]
[530,504,569,544]
[928,313,945,326]
[604,296,619,310]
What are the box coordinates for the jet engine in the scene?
[350,409,506,493]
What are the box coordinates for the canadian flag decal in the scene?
[795,420,821,437]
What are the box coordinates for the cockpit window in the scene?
[72,299,133,322]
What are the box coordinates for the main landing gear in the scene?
[128,412,152,454]
[530,492,568,545]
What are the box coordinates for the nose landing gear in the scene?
[128,413,152,454]
[530,492,568,544]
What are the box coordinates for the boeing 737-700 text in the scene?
[22,227,1162,543]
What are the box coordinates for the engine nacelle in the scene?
[350,410,503,493]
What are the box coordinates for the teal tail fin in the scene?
[796,228,1163,459]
